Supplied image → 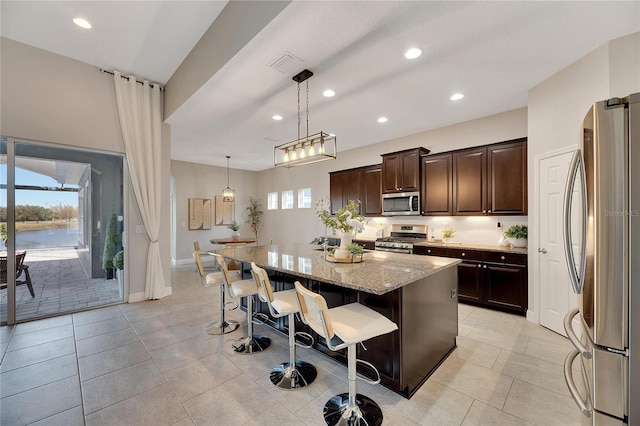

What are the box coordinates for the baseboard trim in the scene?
[128,287,172,303]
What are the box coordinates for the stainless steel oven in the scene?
[374,224,427,254]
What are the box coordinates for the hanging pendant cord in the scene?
[306,80,309,137]
[297,83,301,141]
[226,156,230,187]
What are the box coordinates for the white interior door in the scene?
[538,150,574,335]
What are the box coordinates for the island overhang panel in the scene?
[213,244,460,398]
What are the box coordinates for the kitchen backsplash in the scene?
[351,216,528,245]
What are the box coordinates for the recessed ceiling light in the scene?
[272,115,283,120]
[323,89,335,97]
[404,48,422,59]
[73,17,92,29]
[377,117,388,123]
[450,93,464,101]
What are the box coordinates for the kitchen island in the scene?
[212,244,460,398]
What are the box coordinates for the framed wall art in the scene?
[215,195,235,226]
[188,198,212,230]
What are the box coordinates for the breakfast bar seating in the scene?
[213,253,271,354]
[251,262,317,390]
[295,281,398,426]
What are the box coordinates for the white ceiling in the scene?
[2,1,639,171]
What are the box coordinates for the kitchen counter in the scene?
[213,243,460,397]
[213,244,460,295]
[415,241,527,254]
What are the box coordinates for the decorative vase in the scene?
[231,230,240,240]
[334,232,353,259]
[509,237,527,248]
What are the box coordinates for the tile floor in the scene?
[0,264,590,425]
[1,248,121,322]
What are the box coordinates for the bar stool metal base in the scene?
[270,360,317,390]
[231,334,271,354]
[204,319,239,335]
[323,393,383,426]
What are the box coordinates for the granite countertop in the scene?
[211,244,460,295]
[414,241,528,255]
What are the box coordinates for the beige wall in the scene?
[171,160,259,261]
[527,31,640,322]
[1,37,172,299]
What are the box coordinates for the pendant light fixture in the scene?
[222,155,235,202]
[274,69,337,168]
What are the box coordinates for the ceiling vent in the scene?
[267,51,304,74]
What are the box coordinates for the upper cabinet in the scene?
[382,148,429,193]
[452,138,527,215]
[362,165,382,216]
[329,164,382,216]
[421,153,453,215]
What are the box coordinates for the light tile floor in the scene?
[0,264,590,425]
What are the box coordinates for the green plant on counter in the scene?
[316,200,365,235]
[441,228,456,239]
[227,221,240,232]
[504,224,528,239]
[346,243,364,255]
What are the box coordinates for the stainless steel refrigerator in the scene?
[563,93,639,425]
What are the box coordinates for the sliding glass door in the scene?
[1,137,125,325]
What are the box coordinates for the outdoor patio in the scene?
[1,248,121,322]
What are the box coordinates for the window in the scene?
[298,188,312,208]
[267,192,278,210]
[281,190,294,209]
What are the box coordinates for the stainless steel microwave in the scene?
[382,191,420,216]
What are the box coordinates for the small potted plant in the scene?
[245,197,263,244]
[227,221,241,239]
[113,250,124,299]
[504,224,528,248]
[441,228,456,243]
[316,200,365,258]
[346,243,365,262]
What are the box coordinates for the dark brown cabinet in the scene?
[329,164,382,217]
[451,139,527,216]
[414,245,528,314]
[421,153,453,215]
[362,165,382,216]
[329,168,363,215]
[382,148,429,193]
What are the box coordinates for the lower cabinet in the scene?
[414,245,527,314]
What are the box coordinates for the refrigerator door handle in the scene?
[564,349,593,417]
[563,307,592,359]
[563,149,588,294]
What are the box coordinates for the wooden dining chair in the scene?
[0,252,35,297]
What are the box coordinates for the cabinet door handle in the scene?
[427,249,431,253]
[482,210,487,213]
[477,264,482,268]
[538,248,548,254]
[461,252,466,257]
[488,210,492,213]
[501,255,505,260]
[483,265,487,268]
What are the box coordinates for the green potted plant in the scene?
[102,213,118,279]
[113,250,124,299]
[245,197,263,243]
[227,220,241,239]
[441,228,456,243]
[504,224,528,248]
[316,200,365,258]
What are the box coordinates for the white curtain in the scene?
[113,71,166,299]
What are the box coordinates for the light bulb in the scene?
[283,148,289,162]
[300,143,306,158]
[291,147,297,160]
[319,141,325,154]
[309,142,315,156]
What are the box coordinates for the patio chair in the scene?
[0,251,35,297]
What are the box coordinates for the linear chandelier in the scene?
[274,69,337,168]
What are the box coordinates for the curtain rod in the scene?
[99,68,163,91]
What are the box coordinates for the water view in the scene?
[11,226,79,249]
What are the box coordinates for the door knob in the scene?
[538,248,548,254]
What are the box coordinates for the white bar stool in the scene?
[213,254,271,354]
[251,262,317,390]
[193,251,239,335]
[294,281,398,426]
